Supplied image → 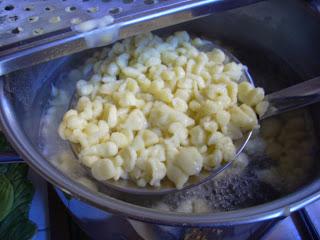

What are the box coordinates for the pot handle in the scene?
[0,152,24,164]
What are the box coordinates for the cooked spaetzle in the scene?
[58,31,267,189]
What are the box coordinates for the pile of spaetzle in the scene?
[58,31,268,189]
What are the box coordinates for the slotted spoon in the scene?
[71,41,320,195]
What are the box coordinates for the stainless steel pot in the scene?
[0,0,320,234]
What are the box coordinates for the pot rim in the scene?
[1,79,320,226]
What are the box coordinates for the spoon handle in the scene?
[261,76,320,120]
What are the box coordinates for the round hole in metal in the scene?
[65,6,76,12]
[87,6,99,13]
[109,7,121,15]
[24,5,34,11]
[11,27,23,34]
[49,16,61,24]
[4,5,14,11]
[71,17,82,24]
[33,28,45,35]
[144,0,157,4]
[45,6,55,11]
[28,16,39,23]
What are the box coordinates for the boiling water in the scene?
[39,42,318,214]
[152,112,316,213]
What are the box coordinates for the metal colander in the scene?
[0,0,262,76]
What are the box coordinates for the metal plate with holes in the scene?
[0,0,262,76]
[0,0,159,47]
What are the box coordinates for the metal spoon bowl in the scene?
[70,40,320,195]
[68,41,255,195]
